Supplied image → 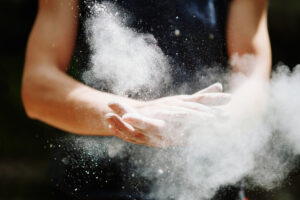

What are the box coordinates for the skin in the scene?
[225,0,271,121]
[22,0,271,147]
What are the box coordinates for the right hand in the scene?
[105,83,231,147]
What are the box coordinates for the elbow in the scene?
[22,88,36,119]
[21,80,39,120]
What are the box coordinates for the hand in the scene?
[105,83,231,147]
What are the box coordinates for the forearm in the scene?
[226,0,271,120]
[227,58,270,121]
[22,65,140,136]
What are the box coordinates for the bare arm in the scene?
[22,0,138,136]
[227,0,271,78]
[226,0,271,118]
[22,0,231,145]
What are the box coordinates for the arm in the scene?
[226,0,271,118]
[22,0,229,145]
[104,0,271,146]
[22,0,139,136]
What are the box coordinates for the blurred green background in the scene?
[0,0,299,199]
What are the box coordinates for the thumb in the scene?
[194,82,223,95]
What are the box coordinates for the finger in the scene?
[107,117,165,147]
[123,114,166,142]
[115,128,147,144]
[210,107,230,120]
[108,101,135,116]
[199,93,231,106]
[183,93,231,106]
[107,113,164,143]
[114,128,162,147]
[123,113,165,132]
[106,113,152,141]
[177,101,214,113]
[108,119,149,143]
[109,126,124,137]
[158,105,216,120]
[105,113,135,132]
[195,82,223,94]
[157,99,213,113]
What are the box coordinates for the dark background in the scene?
[0,0,299,200]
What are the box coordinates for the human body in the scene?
[22,0,271,199]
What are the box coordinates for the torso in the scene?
[53,0,232,199]
[72,0,230,95]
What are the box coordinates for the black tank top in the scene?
[51,1,233,199]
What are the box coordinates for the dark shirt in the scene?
[51,0,233,199]
[72,0,230,95]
